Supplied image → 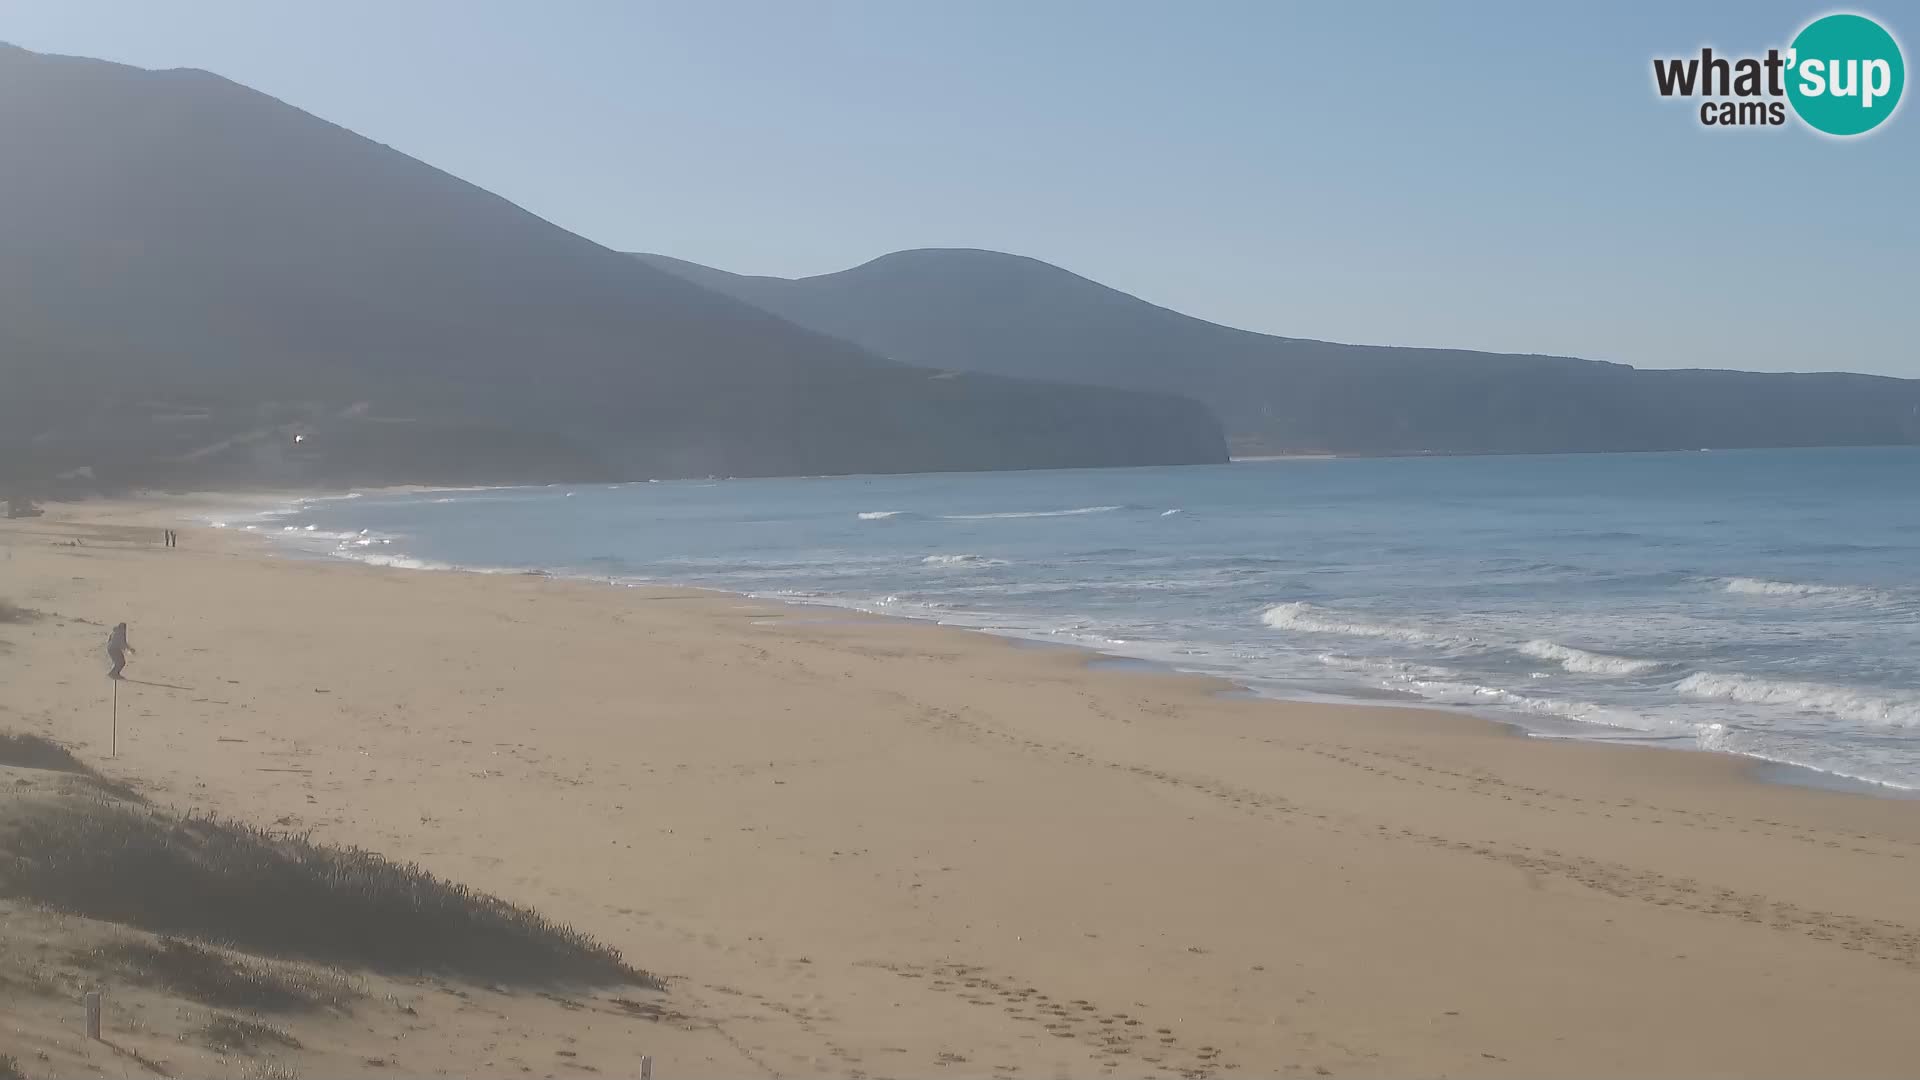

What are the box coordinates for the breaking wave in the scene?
[922,554,1009,567]
[1675,672,1920,728]
[1719,577,1883,602]
[1259,602,1460,646]
[1270,608,1671,676]
[942,505,1123,520]
[1518,640,1670,676]
[858,510,913,520]
[336,551,528,575]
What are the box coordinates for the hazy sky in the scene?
[4,1,1915,375]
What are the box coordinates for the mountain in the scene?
[0,46,1225,495]
[636,249,1920,457]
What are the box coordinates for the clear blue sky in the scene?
[4,1,1915,374]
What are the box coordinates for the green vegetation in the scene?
[0,732,85,773]
[237,1059,301,1080]
[1,800,653,986]
[74,937,356,1013]
[0,731,142,801]
[201,1014,303,1053]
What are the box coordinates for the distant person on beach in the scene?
[107,622,134,679]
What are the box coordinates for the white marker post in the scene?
[84,990,101,1039]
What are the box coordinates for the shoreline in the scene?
[9,497,1920,1075]
[178,486,1920,800]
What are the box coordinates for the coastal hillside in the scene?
[637,249,1920,457]
[0,45,1226,495]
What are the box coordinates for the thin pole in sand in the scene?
[111,678,118,758]
[84,989,102,1039]
[639,1056,653,1080]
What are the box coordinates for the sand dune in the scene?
[5,499,1920,1077]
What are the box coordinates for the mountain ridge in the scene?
[0,45,1226,495]
[634,248,1920,456]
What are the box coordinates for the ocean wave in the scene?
[1270,608,1672,677]
[1161,509,1183,516]
[1689,728,1920,792]
[277,526,395,546]
[1391,677,1665,732]
[1315,653,1460,681]
[942,505,1123,520]
[858,510,912,520]
[1518,639,1670,675]
[922,554,1009,567]
[338,552,485,572]
[1675,672,1920,728]
[1260,602,1460,646]
[1719,576,1884,602]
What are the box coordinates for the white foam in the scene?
[1719,576,1882,602]
[858,510,909,520]
[1519,639,1669,675]
[1260,602,1458,646]
[1689,728,1920,792]
[1160,509,1183,516]
[1315,653,1459,681]
[336,551,524,574]
[1675,672,1920,728]
[922,554,1009,567]
[1395,677,1677,733]
[942,505,1122,520]
[341,552,458,571]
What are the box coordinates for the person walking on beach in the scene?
[106,622,134,679]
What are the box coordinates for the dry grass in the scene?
[0,732,86,773]
[73,937,357,1013]
[0,598,36,624]
[1,799,654,987]
[202,1014,303,1053]
[0,731,141,801]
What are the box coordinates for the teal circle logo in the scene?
[1787,13,1905,135]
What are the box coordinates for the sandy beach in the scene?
[6,499,1920,1078]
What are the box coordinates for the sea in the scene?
[213,446,1920,792]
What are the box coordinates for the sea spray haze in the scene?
[254,447,1920,789]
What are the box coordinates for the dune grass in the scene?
[0,598,36,624]
[74,937,357,1013]
[0,732,87,773]
[202,1014,303,1053]
[0,731,141,801]
[1,800,653,987]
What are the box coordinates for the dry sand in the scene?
[5,499,1920,1078]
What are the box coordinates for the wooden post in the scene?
[84,990,101,1039]
[639,1055,653,1080]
